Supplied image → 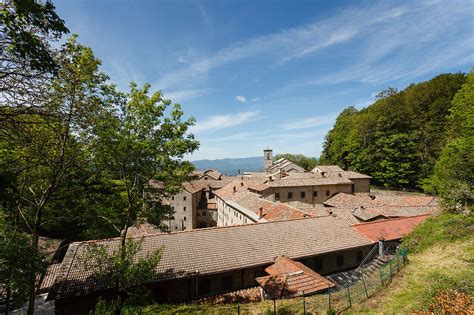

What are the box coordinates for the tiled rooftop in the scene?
[256,256,335,299]
[352,215,430,242]
[49,216,372,300]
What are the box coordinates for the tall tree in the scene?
[3,36,111,314]
[92,82,199,312]
[424,70,473,211]
[0,0,69,126]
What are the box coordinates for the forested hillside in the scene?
[320,73,470,197]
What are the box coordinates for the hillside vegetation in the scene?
[350,212,474,314]
[320,72,472,200]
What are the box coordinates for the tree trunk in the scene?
[26,210,41,315]
[6,281,11,315]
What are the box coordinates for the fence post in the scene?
[328,289,331,311]
[273,299,276,315]
[361,273,369,298]
[379,268,384,286]
[395,250,400,273]
[389,259,393,279]
[347,285,352,308]
[303,291,306,315]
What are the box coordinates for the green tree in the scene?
[92,82,199,312]
[320,73,466,189]
[424,70,474,211]
[0,212,45,313]
[1,0,68,73]
[83,238,162,312]
[1,0,69,127]
[2,36,111,314]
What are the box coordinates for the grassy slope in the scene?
[349,212,474,314]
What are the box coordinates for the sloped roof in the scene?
[48,216,372,300]
[256,256,335,299]
[324,192,438,222]
[203,169,222,180]
[344,171,372,179]
[39,264,61,293]
[352,215,430,242]
[268,175,353,187]
[311,165,344,173]
[217,184,312,222]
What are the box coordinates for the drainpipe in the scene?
[378,240,384,256]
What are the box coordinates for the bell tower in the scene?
[263,147,273,171]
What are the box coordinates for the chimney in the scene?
[233,186,236,193]
[240,182,244,187]
[259,207,263,219]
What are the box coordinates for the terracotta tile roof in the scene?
[39,264,61,293]
[256,256,335,299]
[48,216,372,300]
[352,215,430,242]
[203,169,222,180]
[324,192,438,222]
[219,186,312,222]
[183,176,234,194]
[311,165,344,173]
[344,171,372,179]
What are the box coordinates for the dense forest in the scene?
[320,72,473,209]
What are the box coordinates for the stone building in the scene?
[156,171,233,231]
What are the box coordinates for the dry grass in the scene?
[349,237,474,314]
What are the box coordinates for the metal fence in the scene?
[227,246,408,314]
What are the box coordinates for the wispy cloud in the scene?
[154,2,419,90]
[189,110,261,134]
[155,0,472,91]
[295,1,474,86]
[164,88,210,103]
[251,97,261,102]
[282,113,338,130]
[235,95,247,103]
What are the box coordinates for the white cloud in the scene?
[282,113,338,130]
[189,110,260,134]
[154,0,472,91]
[235,95,247,103]
[251,97,261,102]
[164,88,210,103]
[154,2,423,90]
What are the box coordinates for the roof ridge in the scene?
[79,215,333,244]
[351,214,431,227]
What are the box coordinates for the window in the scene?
[183,206,186,211]
[301,191,306,198]
[314,258,323,271]
[183,196,187,201]
[222,275,233,291]
[197,213,200,217]
[326,190,330,196]
[184,216,186,221]
[198,279,211,296]
[288,192,293,199]
[171,196,174,200]
[313,191,318,197]
[356,251,363,262]
[275,193,280,200]
[172,206,175,210]
[336,255,344,266]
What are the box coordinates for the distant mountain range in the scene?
[192,156,263,176]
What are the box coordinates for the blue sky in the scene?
[55,0,473,160]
